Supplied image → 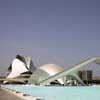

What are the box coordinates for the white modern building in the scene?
[4,55,36,83]
[28,64,65,85]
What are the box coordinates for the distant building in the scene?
[78,70,93,81]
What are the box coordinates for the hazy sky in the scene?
[0,0,100,72]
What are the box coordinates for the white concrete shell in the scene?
[7,56,35,79]
[39,64,65,84]
[7,58,28,78]
[39,64,64,76]
[29,64,65,84]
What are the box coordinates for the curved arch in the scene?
[40,57,100,85]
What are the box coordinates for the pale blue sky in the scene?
[0,0,100,73]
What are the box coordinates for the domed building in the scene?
[28,64,65,85]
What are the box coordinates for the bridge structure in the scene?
[39,57,100,85]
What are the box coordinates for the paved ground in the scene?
[0,88,23,100]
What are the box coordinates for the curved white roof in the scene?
[39,64,64,84]
[7,58,28,78]
[7,56,36,79]
[39,64,64,76]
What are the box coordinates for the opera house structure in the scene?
[4,55,36,84]
[3,55,100,86]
